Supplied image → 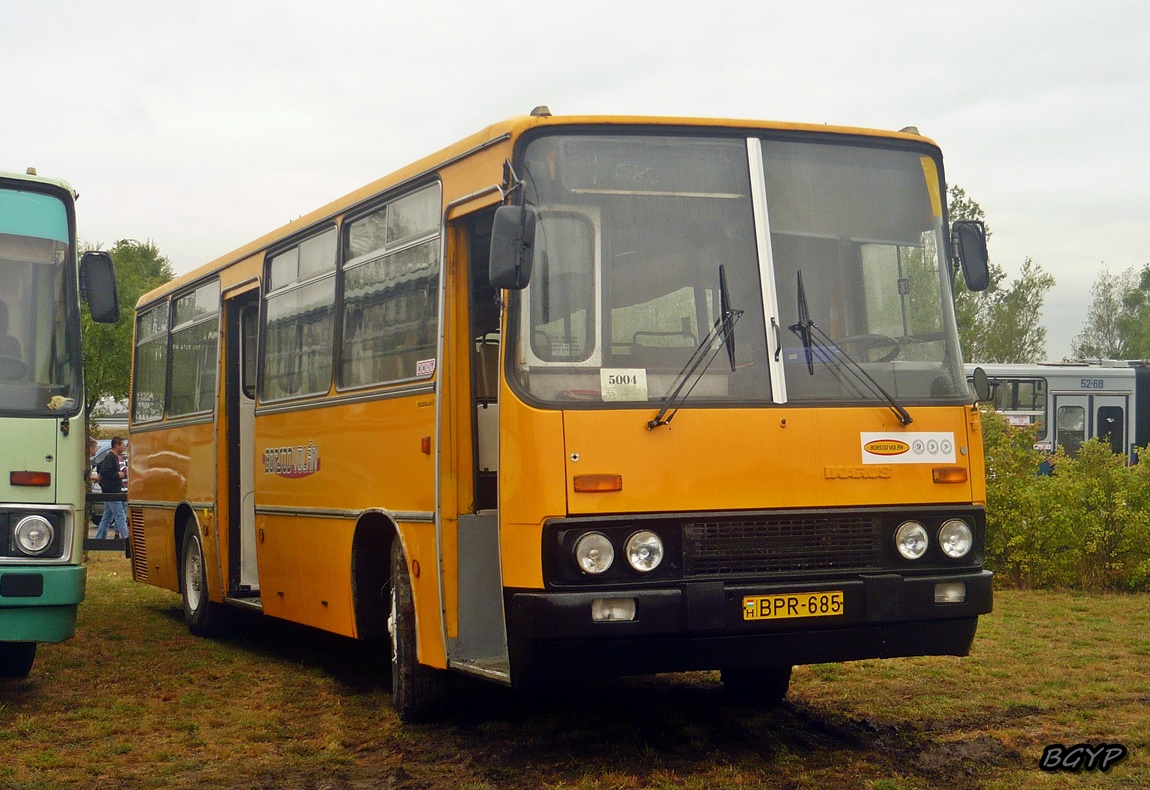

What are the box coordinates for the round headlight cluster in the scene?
[939,519,973,559]
[894,521,929,560]
[574,532,614,574]
[893,518,973,560]
[574,529,665,575]
[625,530,664,572]
[14,515,55,556]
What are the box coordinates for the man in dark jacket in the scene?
[95,437,127,539]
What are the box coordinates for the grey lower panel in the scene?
[451,512,509,678]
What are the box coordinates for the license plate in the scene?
[742,590,845,621]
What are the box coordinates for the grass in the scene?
[1,553,1147,788]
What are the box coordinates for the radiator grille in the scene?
[129,507,148,581]
[682,515,881,576]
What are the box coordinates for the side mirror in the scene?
[951,220,990,292]
[489,205,537,290]
[970,366,992,403]
[80,250,120,323]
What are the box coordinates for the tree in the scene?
[1070,266,1137,360]
[81,240,175,416]
[948,186,1054,363]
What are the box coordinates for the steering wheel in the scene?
[0,355,28,381]
[834,334,900,363]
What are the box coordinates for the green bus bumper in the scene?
[0,564,86,644]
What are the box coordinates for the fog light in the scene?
[894,521,929,560]
[574,532,614,574]
[14,515,55,555]
[592,597,636,622]
[934,582,967,603]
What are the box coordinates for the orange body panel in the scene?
[560,405,978,515]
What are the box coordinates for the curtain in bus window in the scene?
[263,276,336,400]
[169,319,218,415]
[169,283,219,416]
[132,305,169,422]
[339,239,439,387]
[262,230,337,401]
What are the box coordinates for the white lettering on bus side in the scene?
[263,441,321,477]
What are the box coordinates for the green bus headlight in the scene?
[14,515,55,555]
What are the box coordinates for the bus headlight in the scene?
[14,515,55,556]
[574,532,614,574]
[939,519,973,559]
[625,530,663,572]
[894,521,928,560]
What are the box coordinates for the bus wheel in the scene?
[0,642,36,678]
[181,523,227,637]
[388,539,448,722]
[720,665,792,706]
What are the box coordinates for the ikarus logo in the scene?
[863,439,909,457]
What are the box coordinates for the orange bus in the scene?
[128,109,993,720]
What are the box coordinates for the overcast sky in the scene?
[4,1,1148,360]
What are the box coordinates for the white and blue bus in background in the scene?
[0,167,118,678]
[969,361,1150,462]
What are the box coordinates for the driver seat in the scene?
[0,300,22,359]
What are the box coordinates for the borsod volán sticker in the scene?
[860,432,955,464]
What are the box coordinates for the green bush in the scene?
[981,410,1150,591]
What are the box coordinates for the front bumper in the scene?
[0,564,86,643]
[507,569,992,687]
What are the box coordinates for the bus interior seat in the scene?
[0,300,21,359]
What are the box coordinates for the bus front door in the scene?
[225,292,260,601]
[1094,395,1129,458]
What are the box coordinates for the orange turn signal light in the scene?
[932,467,968,484]
[573,474,623,493]
[11,471,51,487]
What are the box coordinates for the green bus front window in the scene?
[0,187,81,415]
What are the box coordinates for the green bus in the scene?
[0,168,118,677]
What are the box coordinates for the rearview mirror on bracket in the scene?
[951,220,990,292]
[489,205,537,290]
[80,250,120,323]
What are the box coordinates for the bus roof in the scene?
[138,113,940,309]
[0,169,77,199]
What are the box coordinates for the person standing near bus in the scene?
[96,436,127,539]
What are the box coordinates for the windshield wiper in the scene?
[788,270,817,375]
[648,265,743,430]
[788,270,913,426]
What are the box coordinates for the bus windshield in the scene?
[510,132,967,408]
[0,187,81,415]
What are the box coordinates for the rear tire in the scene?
[721,665,792,706]
[389,538,448,722]
[0,642,36,678]
[181,523,228,637]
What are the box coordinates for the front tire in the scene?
[181,523,228,637]
[389,538,448,722]
[0,642,36,678]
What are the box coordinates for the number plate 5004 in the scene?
[742,591,844,621]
